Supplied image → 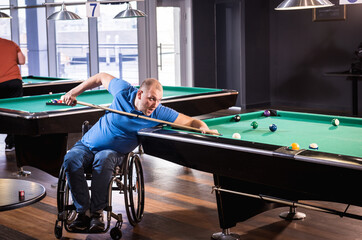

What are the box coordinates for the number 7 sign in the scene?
[86,2,100,18]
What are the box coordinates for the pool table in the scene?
[137,110,362,239]
[22,75,84,96]
[0,86,237,177]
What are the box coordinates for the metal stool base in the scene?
[279,206,306,220]
[212,229,240,240]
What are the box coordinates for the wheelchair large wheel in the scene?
[54,167,70,239]
[57,167,67,213]
[123,153,145,226]
[56,167,77,227]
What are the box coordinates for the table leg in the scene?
[213,175,281,229]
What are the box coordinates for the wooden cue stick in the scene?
[76,101,220,135]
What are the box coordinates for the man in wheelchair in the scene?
[61,72,218,233]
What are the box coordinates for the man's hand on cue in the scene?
[200,127,219,135]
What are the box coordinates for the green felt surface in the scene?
[22,76,73,84]
[171,110,362,158]
[0,86,223,113]
[0,91,112,112]
[161,86,220,98]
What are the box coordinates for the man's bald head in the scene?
[139,78,162,91]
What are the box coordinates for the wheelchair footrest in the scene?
[64,226,108,234]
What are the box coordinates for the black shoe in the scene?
[68,213,90,231]
[5,143,15,152]
[89,212,105,233]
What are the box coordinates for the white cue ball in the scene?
[309,143,319,150]
[332,118,340,126]
[232,133,241,139]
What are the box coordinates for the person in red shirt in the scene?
[0,37,26,151]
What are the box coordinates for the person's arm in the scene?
[62,72,115,106]
[174,113,219,134]
[17,50,25,65]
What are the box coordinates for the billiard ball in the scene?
[331,118,339,126]
[19,190,25,198]
[232,133,241,139]
[233,115,241,122]
[251,121,258,129]
[291,143,300,150]
[269,124,277,132]
[264,110,271,117]
[309,143,319,150]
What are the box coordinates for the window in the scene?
[156,6,181,86]
[2,0,181,85]
[54,1,89,79]
[0,11,11,40]
[98,2,139,85]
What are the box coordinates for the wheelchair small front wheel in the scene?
[110,227,122,240]
[54,222,63,239]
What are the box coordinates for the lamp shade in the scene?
[0,11,11,19]
[47,3,81,20]
[275,0,334,10]
[114,3,146,19]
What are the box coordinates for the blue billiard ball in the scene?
[269,124,277,132]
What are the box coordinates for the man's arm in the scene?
[62,72,115,106]
[17,50,25,65]
[174,113,218,134]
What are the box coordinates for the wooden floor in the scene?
[1,107,362,240]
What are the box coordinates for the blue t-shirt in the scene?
[81,78,179,153]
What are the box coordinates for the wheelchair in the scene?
[54,121,145,239]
